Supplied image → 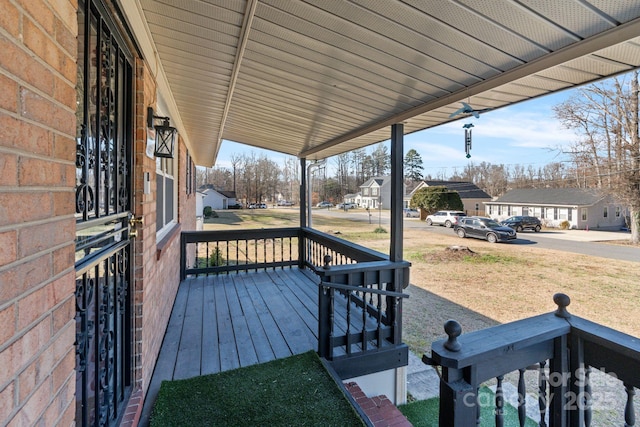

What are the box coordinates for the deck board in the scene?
[140,267,371,426]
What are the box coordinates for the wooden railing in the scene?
[179,227,411,379]
[316,259,410,378]
[426,294,640,426]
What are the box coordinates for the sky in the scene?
[213,89,580,178]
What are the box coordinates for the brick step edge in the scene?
[345,382,412,427]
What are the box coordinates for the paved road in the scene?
[309,208,640,263]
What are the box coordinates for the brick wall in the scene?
[132,59,197,395]
[0,1,77,426]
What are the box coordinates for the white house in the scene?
[360,177,392,209]
[485,188,628,230]
[201,187,238,210]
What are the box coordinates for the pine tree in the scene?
[404,149,424,182]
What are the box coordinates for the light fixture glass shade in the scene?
[154,120,177,158]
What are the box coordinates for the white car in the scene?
[316,201,334,208]
[337,202,358,209]
[425,210,467,227]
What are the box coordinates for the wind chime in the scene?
[463,123,473,158]
[449,101,490,159]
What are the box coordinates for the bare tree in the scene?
[554,71,640,243]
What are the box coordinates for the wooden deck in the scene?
[140,268,323,425]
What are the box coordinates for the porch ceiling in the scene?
[124,0,640,167]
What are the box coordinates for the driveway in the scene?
[309,208,640,263]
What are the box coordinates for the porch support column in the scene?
[299,157,307,269]
[390,123,403,262]
[300,157,307,227]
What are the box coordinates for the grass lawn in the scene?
[205,208,640,354]
[150,351,365,426]
[399,387,538,427]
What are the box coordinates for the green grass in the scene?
[462,253,521,264]
[150,351,365,427]
[399,387,538,427]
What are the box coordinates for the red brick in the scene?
[0,230,18,266]
[0,36,55,96]
[0,192,52,227]
[57,396,75,427]
[52,134,76,163]
[20,88,75,135]
[18,218,74,258]
[0,0,20,38]
[17,283,54,331]
[0,153,18,186]
[0,114,52,155]
[52,296,74,336]
[52,245,75,277]
[42,379,74,427]
[0,304,16,348]
[0,254,52,305]
[0,381,15,422]
[18,0,55,34]
[54,16,77,58]
[51,348,74,393]
[18,157,71,187]
[9,377,52,426]
[0,73,18,113]
[53,77,75,111]
[52,191,74,217]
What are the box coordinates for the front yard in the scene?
[204,209,640,355]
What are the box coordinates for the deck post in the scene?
[387,123,404,341]
[299,158,307,268]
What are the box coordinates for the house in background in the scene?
[201,187,238,210]
[486,188,628,230]
[408,181,492,216]
[360,176,409,209]
[344,192,361,206]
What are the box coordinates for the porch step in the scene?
[345,382,412,427]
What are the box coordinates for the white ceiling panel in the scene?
[121,0,640,166]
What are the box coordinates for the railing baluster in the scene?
[329,287,335,359]
[584,367,591,427]
[625,383,635,427]
[539,360,547,427]
[518,368,526,427]
[235,239,239,274]
[496,375,504,427]
[346,291,352,355]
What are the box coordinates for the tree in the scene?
[554,71,640,244]
[404,149,424,182]
[410,186,464,217]
[369,143,390,177]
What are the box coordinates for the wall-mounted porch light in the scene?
[147,106,177,158]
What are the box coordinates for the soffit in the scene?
[130,0,640,166]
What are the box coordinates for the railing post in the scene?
[550,293,571,427]
[298,228,306,269]
[437,320,477,426]
[180,232,186,280]
[318,280,331,358]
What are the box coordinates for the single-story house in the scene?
[407,181,491,216]
[486,188,628,230]
[201,188,238,210]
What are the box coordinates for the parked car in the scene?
[248,203,267,209]
[403,208,420,218]
[277,200,293,206]
[228,203,243,209]
[337,202,358,209]
[454,217,517,243]
[316,201,334,208]
[425,210,467,227]
[500,215,542,232]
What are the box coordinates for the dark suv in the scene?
[500,216,542,232]
[454,217,517,243]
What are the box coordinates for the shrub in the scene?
[209,247,225,266]
[203,206,213,218]
[560,220,570,230]
[374,227,387,234]
[410,186,464,215]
